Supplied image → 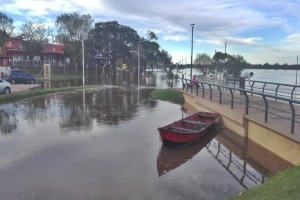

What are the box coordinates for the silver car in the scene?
[0,78,11,94]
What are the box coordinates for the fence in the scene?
[182,78,300,134]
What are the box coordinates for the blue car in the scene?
[4,69,36,84]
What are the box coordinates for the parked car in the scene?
[3,69,36,84]
[0,78,11,94]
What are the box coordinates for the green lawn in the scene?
[151,88,185,105]
[0,85,99,104]
[231,167,300,200]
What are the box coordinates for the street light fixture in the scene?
[190,24,195,79]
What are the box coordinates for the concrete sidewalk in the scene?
[11,84,41,93]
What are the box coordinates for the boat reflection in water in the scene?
[157,127,218,177]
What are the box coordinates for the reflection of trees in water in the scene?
[0,110,17,135]
[59,105,92,131]
[0,87,158,135]
[58,87,158,129]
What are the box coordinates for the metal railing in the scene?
[226,78,300,101]
[182,78,300,134]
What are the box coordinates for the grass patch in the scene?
[231,166,300,200]
[0,85,99,104]
[151,88,184,105]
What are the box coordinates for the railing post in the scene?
[262,82,267,93]
[289,101,295,134]
[291,86,296,99]
[262,95,268,123]
[244,91,249,115]
[229,88,234,109]
[275,84,279,100]
[201,83,205,98]
[218,86,222,104]
[209,84,212,101]
[196,83,199,96]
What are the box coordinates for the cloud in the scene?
[163,35,189,42]
[285,34,300,44]
[1,0,300,64]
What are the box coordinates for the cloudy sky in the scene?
[1,0,300,64]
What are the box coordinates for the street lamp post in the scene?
[296,56,299,85]
[82,40,85,86]
[138,40,145,88]
[190,24,195,79]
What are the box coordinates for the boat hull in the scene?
[157,112,219,148]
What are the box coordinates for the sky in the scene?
[1,0,300,65]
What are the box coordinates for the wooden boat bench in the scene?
[198,114,217,119]
[167,126,196,133]
[182,120,208,127]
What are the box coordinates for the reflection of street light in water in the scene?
[83,89,86,123]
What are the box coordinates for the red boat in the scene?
[157,127,218,176]
[157,111,219,148]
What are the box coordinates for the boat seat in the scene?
[198,114,216,119]
[183,120,208,126]
[167,126,196,132]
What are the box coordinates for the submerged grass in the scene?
[231,166,300,200]
[151,88,184,105]
[0,85,99,104]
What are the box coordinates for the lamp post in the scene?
[190,24,195,79]
[296,56,299,85]
[81,40,85,86]
[138,40,145,88]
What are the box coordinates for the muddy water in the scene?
[0,87,293,200]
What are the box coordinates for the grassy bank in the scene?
[151,88,184,105]
[0,85,99,104]
[231,166,300,200]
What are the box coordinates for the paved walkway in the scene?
[11,84,41,93]
[183,87,300,143]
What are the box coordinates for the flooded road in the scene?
[0,87,293,200]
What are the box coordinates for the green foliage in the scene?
[213,51,248,77]
[231,167,300,200]
[0,12,14,46]
[56,12,93,41]
[0,85,99,104]
[194,53,212,67]
[151,89,184,105]
[166,71,174,79]
[147,30,158,41]
[90,21,140,68]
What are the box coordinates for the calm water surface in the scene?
[0,87,292,200]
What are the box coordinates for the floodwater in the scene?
[0,86,293,200]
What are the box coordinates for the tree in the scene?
[0,12,14,48]
[147,30,158,41]
[159,49,172,65]
[194,53,212,67]
[55,13,93,64]
[19,21,52,60]
[56,12,93,40]
[213,51,248,77]
[89,21,140,68]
